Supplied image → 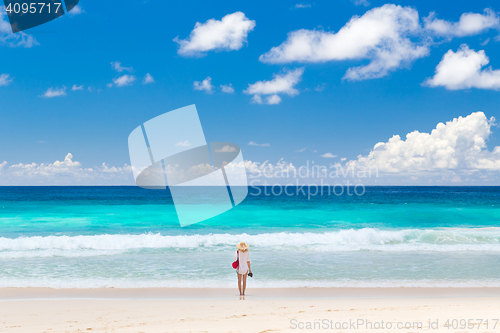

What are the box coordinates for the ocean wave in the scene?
[0,228,499,257]
[0,277,499,289]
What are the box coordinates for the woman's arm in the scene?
[247,261,251,273]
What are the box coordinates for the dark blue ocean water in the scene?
[0,186,499,288]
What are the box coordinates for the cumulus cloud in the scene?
[220,84,234,93]
[110,61,133,73]
[112,74,136,87]
[351,0,370,6]
[175,141,191,147]
[6,113,500,185]
[295,4,311,9]
[193,76,214,93]
[251,95,263,104]
[248,141,270,147]
[174,11,256,56]
[244,158,297,180]
[0,153,134,186]
[259,4,429,81]
[345,111,500,174]
[266,94,282,104]
[424,9,499,37]
[0,73,12,86]
[321,153,337,158]
[244,68,304,104]
[0,9,38,47]
[237,112,499,184]
[67,4,83,16]
[72,84,84,91]
[143,73,155,84]
[41,86,66,98]
[215,145,237,153]
[425,45,500,90]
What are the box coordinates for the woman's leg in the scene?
[242,273,247,295]
[238,274,242,295]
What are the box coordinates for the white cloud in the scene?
[215,145,237,153]
[480,38,490,46]
[259,4,429,81]
[315,84,326,92]
[345,111,500,174]
[0,73,12,86]
[296,147,307,152]
[248,141,270,147]
[0,9,38,48]
[6,113,500,185]
[251,94,262,104]
[174,11,256,56]
[110,61,133,73]
[295,4,311,9]
[266,94,282,105]
[113,74,136,87]
[68,4,83,16]
[244,68,304,104]
[424,9,499,37]
[193,76,214,93]
[143,73,155,84]
[41,86,66,98]
[351,0,370,6]
[175,141,191,147]
[425,45,500,90]
[321,153,337,158]
[0,153,134,186]
[220,84,234,93]
[244,158,297,180]
[253,93,281,104]
[72,84,84,91]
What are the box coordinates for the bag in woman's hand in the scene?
[232,250,239,269]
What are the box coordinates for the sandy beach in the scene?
[1,288,500,332]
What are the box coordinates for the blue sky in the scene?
[1,0,500,185]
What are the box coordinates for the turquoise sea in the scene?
[0,186,499,288]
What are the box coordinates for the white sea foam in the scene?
[0,228,499,258]
[0,277,499,289]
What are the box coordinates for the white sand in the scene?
[1,288,499,332]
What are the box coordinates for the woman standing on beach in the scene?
[234,242,252,296]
